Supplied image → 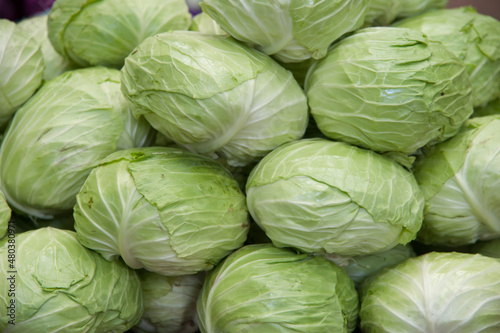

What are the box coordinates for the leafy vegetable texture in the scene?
[0,19,43,129]
[413,115,500,246]
[121,30,308,167]
[0,190,11,239]
[132,271,203,333]
[201,0,369,63]
[0,67,154,219]
[17,14,75,81]
[0,227,143,332]
[74,147,249,276]
[197,244,359,333]
[396,0,449,19]
[246,138,424,257]
[306,27,473,157]
[360,252,500,333]
[363,0,401,26]
[395,7,500,107]
[48,0,192,67]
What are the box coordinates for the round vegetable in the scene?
[364,0,401,27]
[0,19,43,128]
[413,115,500,246]
[48,0,192,67]
[74,147,249,276]
[395,7,500,107]
[0,67,155,219]
[0,227,143,332]
[132,271,203,333]
[190,12,227,35]
[396,0,448,19]
[17,14,75,81]
[246,138,424,257]
[306,27,473,156]
[197,244,359,333]
[360,251,500,333]
[201,0,369,63]
[121,31,308,167]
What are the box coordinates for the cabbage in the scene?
[0,67,155,219]
[74,147,249,275]
[395,7,500,107]
[121,31,308,167]
[306,27,473,156]
[197,244,359,332]
[48,0,191,67]
[413,115,500,246]
[0,19,43,128]
[201,0,369,63]
[17,14,75,81]
[0,227,143,332]
[246,138,424,256]
[360,251,500,332]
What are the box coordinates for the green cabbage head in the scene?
[246,138,424,257]
[190,12,227,35]
[48,0,192,67]
[0,67,155,219]
[121,31,308,167]
[0,227,143,332]
[395,7,500,107]
[132,271,203,333]
[201,0,369,63]
[74,147,249,276]
[306,27,473,156]
[360,251,500,333]
[17,14,75,81]
[396,0,448,19]
[364,0,401,26]
[197,244,359,333]
[413,115,500,246]
[0,19,43,128]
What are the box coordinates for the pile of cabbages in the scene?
[1,0,500,332]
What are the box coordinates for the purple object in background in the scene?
[0,0,55,21]
[186,0,202,15]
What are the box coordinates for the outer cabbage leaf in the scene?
[0,227,143,332]
[306,27,473,155]
[74,147,249,276]
[17,14,75,81]
[246,138,424,256]
[121,31,308,167]
[363,0,401,27]
[197,244,359,333]
[201,0,368,63]
[360,252,500,333]
[396,0,448,19]
[395,7,500,107]
[0,190,11,239]
[132,271,203,333]
[0,19,43,128]
[413,115,500,246]
[48,0,192,67]
[190,12,227,35]
[0,67,154,219]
